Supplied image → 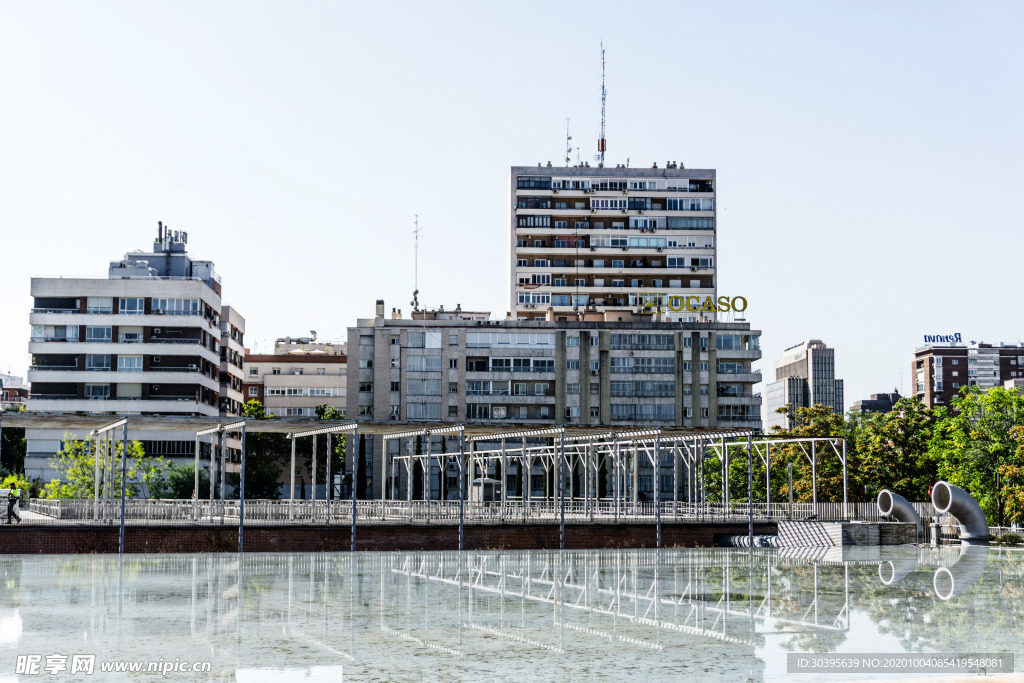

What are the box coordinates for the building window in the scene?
[566,336,580,347]
[84,383,110,399]
[567,383,580,394]
[590,361,599,372]
[359,382,373,393]
[565,406,580,418]
[513,383,527,395]
[85,326,111,342]
[701,407,709,418]
[448,382,458,394]
[316,368,325,375]
[118,355,143,372]
[248,387,258,397]
[535,383,549,395]
[590,407,599,418]
[952,360,959,365]
[272,367,281,374]
[566,360,580,370]
[406,403,441,419]
[389,405,400,420]
[85,354,111,371]
[358,406,373,417]
[119,298,145,315]
[540,406,551,419]
[448,334,458,346]
[449,359,458,369]
[699,361,709,371]
[86,297,113,314]
[591,336,599,346]
[449,405,458,417]
[249,368,258,376]
[358,359,372,369]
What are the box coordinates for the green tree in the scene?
[0,415,26,474]
[768,403,855,504]
[149,463,212,499]
[929,386,1024,526]
[43,434,166,499]
[857,397,938,501]
[227,400,287,499]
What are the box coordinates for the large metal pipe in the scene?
[931,481,991,545]
[877,489,922,537]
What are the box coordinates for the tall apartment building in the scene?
[510,163,716,320]
[348,300,762,500]
[913,341,1024,408]
[243,335,347,418]
[25,225,245,480]
[764,340,844,430]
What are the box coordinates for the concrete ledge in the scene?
[0,522,779,554]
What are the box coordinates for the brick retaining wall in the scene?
[0,522,778,554]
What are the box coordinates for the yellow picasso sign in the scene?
[636,293,747,314]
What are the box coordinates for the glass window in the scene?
[119,298,145,315]
[86,297,113,314]
[248,387,258,397]
[85,354,111,371]
[84,383,110,399]
[117,355,142,372]
[85,326,111,342]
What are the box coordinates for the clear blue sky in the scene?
[2,1,1022,416]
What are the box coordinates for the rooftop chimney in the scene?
[375,299,385,318]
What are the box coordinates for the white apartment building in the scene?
[243,335,347,419]
[25,225,245,480]
[510,163,716,320]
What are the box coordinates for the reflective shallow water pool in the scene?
[0,546,1020,681]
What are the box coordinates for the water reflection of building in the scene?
[0,549,1020,680]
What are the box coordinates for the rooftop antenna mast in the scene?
[597,40,607,168]
[411,215,421,311]
[565,118,573,166]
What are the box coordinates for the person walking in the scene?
[6,487,21,524]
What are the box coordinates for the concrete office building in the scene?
[849,391,900,414]
[348,300,762,501]
[25,224,246,480]
[510,163,717,320]
[764,340,844,430]
[243,335,347,418]
[913,341,1024,408]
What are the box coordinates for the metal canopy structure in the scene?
[1,413,852,551]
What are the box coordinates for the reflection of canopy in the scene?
[471,478,500,485]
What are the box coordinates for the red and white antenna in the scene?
[597,41,607,167]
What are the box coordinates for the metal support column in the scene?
[311,434,317,523]
[289,436,296,521]
[842,439,849,520]
[746,435,753,547]
[811,441,818,517]
[500,438,507,522]
[458,429,465,551]
[423,430,430,524]
[350,428,359,552]
[325,433,332,524]
[559,431,565,550]
[239,424,246,552]
[193,433,199,522]
[654,434,661,549]
[93,435,100,521]
[119,423,127,554]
